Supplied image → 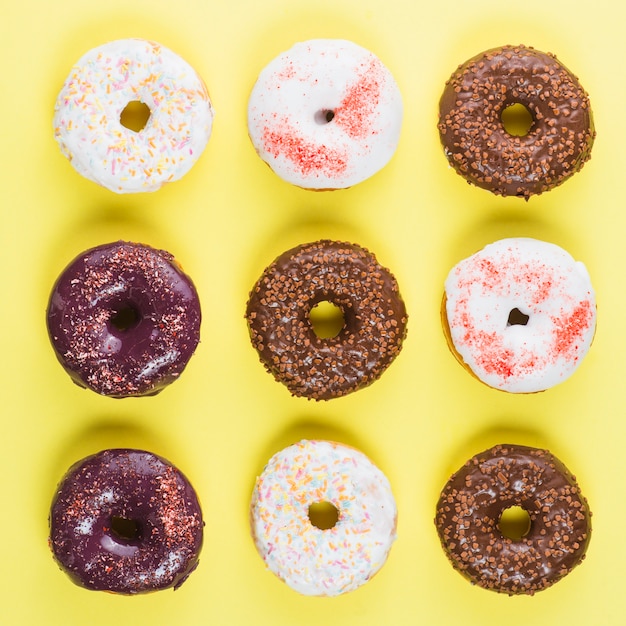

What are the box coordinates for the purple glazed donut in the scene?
[49,449,204,593]
[46,241,201,397]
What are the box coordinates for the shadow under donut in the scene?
[444,207,560,276]
[242,208,369,288]
[39,202,163,308]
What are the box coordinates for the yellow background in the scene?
[1,0,623,624]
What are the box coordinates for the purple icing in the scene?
[49,449,204,593]
[46,241,201,397]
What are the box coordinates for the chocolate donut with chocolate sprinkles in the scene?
[435,444,591,595]
[46,241,201,397]
[438,45,595,198]
[245,240,407,400]
[49,449,204,593]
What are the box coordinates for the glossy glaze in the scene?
[438,45,594,197]
[435,444,591,595]
[246,240,407,400]
[47,241,201,397]
[49,449,204,593]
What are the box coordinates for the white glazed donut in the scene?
[444,238,597,393]
[250,440,397,596]
[247,39,403,190]
[53,39,214,193]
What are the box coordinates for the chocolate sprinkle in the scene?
[434,444,591,595]
[438,45,595,198]
[245,240,408,400]
[49,449,204,594]
[46,241,201,398]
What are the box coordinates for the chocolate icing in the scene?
[246,240,408,400]
[46,241,201,397]
[49,449,204,593]
[438,45,595,198]
[435,444,591,595]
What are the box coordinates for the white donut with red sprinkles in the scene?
[443,238,596,393]
[53,39,214,193]
[247,39,403,190]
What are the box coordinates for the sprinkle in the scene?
[261,125,349,178]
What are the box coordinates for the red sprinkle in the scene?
[552,300,593,358]
[262,125,349,177]
[334,60,383,140]
[471,331,516,378]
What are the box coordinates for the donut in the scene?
[435,444,591,595]
[49,449,204,593]
[53,38,214,193]
[245,240,408,400]
[247,39,403,190]
[443,238,596,393]
[438,45,595,198]
[250,440,397,596]
[46,241,201,397]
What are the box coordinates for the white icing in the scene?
[153,551,184,580]
[250,440,397,596]
[95,489,115,506]
[247,39,403,189]
[444,238,597,393]
[75,516,95,536]
[53,39,214,193]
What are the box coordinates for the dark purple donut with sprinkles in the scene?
[435,444,591,595]
[245,240,408,400]
[438,45,595,198]
[46,241,201,398]
[49,449,204,593]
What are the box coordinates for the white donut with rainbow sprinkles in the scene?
[250,440,397,596]
[443,238,597,393]
[53,39,214,193]
[247,39,403,189]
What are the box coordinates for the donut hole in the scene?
[507,307,530,327]
[110,304,141,332]
[120,100,151,133]
[314,109,336,125]
[110,515,142,543]
[501,103,534,137]
[308,501,340,530]
[498,506,531,541]
[309,301,345,339]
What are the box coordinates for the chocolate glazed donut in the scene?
[438,45,595,198]
[245,240,408,400]
[46,241,201,397]
[435,444,591,595]
[49,449,204,593]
